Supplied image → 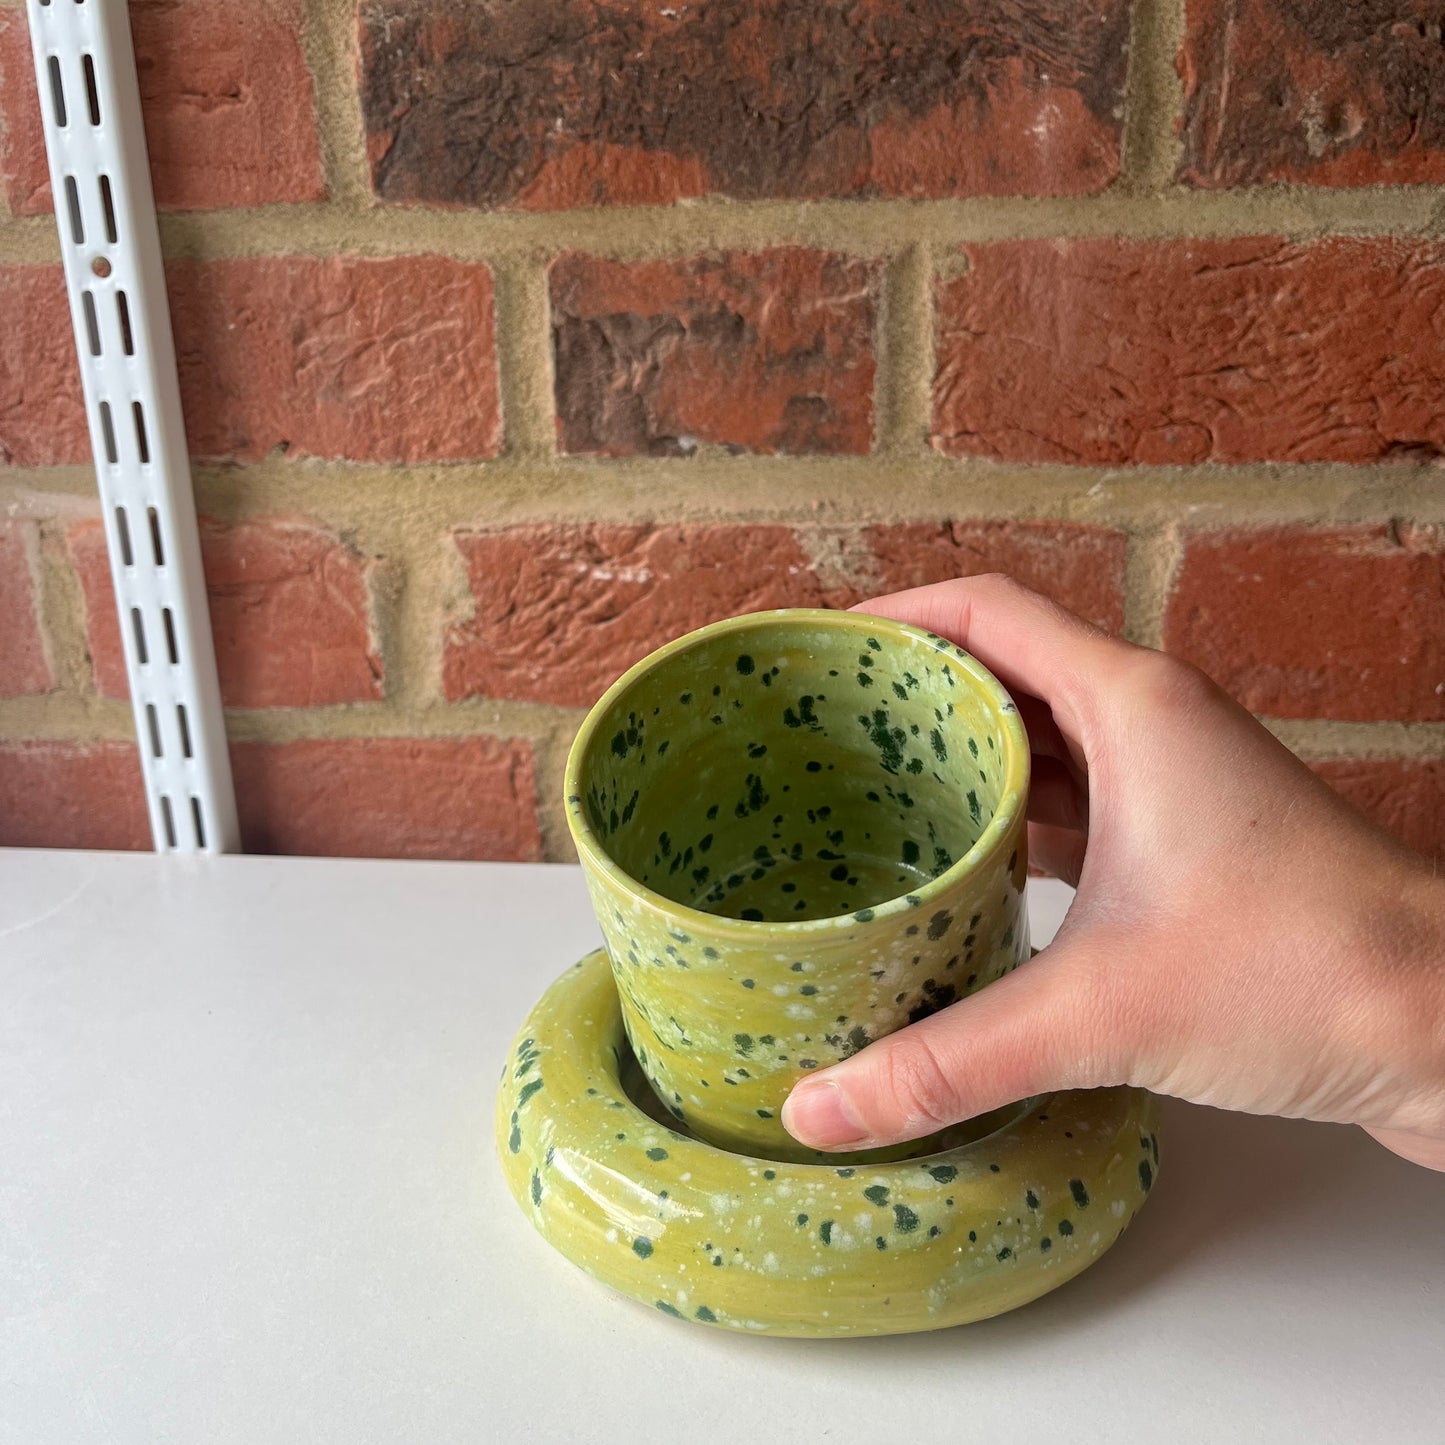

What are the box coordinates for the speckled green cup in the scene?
[566,608,1031,1162]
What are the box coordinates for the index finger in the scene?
[850,573,1135,735]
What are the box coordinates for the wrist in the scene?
[1354,865,1445,1165]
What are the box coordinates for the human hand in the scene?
[780,576,1445,1171]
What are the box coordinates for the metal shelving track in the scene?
[24,0,238,853]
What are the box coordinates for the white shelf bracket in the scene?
[25,0,238,854]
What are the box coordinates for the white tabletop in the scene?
[1,850,1441,1445]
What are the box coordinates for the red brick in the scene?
[231,736,542,861]
[443,523,838,707]
[1179,1,1445,188]
[552,250,878,456]
[0,0,324,215]
[0,266,87,468]
[168,256,500,462]
[933,238,1445,466]
[68,517,384,708]
[1164,525,1445,722]
[1314,758,1445,861]
[0,741,149,851]
[358,0,1127,209]
[0,520,52,696]
[862,521,1128,633]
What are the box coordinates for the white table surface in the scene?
[1,850,1441,1445]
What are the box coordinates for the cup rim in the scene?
[564,608,1030,935]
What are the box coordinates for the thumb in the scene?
[780,946,1119,1151]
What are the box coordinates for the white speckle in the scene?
[1111,1199,1127,1218]
[762,1252,779,1272]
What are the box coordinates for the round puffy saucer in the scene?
[497,950,1161,1338]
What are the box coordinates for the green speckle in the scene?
[632,1237,654,1259]
[646,1147,669,1162]
[516,1077,544,1109]
[835,1167,855,1178]
[799,983,817,996]
[741,908,764,921]
[893,1204,920,1234]
[997,1246,1013,1261]
[530,1171,542,1206]
[929,728,948,762]
[927,910,952,941]
[901,840,920,866]
[695,1305,717,1323]
[857,671,873,688]
[967,789,982,825]
[796,1213,809,1226]
[1025,1189,1040,1209]
[875,1236,888,1251]
[926,1164,958,1183]
[1059,1219,1075,1236]
[1069,1179,1091,1209]
[507,1112,521,1153]
[819,1220,835,1244]
[891,681,908,701]
[610,731,628,758]
[863,1185,890,1207]
[1139,1160,1153,1192]
[867,636,881,651]
[1040,1237,1052,1252]
[655,1301,682,1317]
[736,654,755,674]
[734,1033,754,1055]
[756,1108,773,1118]
[762,1169,776,1181]
[854,908,875,923]
[741,978,754,989]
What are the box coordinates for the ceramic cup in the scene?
[565,608,1031,1161]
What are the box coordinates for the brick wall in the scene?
[1,0,1442,863]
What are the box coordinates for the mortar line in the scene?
[5,696,1441,762]
[1263,720,1445,761]
[873,241,933,458]
[299,0,375,209]
[1120,521,1179,648]
[31,516,94,695]
[1118,0,1187,195]
[10,457,1445,534]
[86,186,1444,271]
[491,252,558,462]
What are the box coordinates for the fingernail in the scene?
[782,1079,867,1148]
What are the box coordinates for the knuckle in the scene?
[872,1033,964,1133]
[1127,649,1221,716]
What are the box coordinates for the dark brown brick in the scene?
[1164,524,1445,722]
[552,250,878,456]
[933,238,1445,466]
[1180,0,1445,188]
[1314,758,1445,861]
[359,0,1128,209]
[443,523,839,707]
[864,521,1128,632]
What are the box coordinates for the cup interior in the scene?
[571,612,1020,925]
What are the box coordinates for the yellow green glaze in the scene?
[496,608,1162,1335]
[565,610,1032,1160]
[496,950,1162,1337]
